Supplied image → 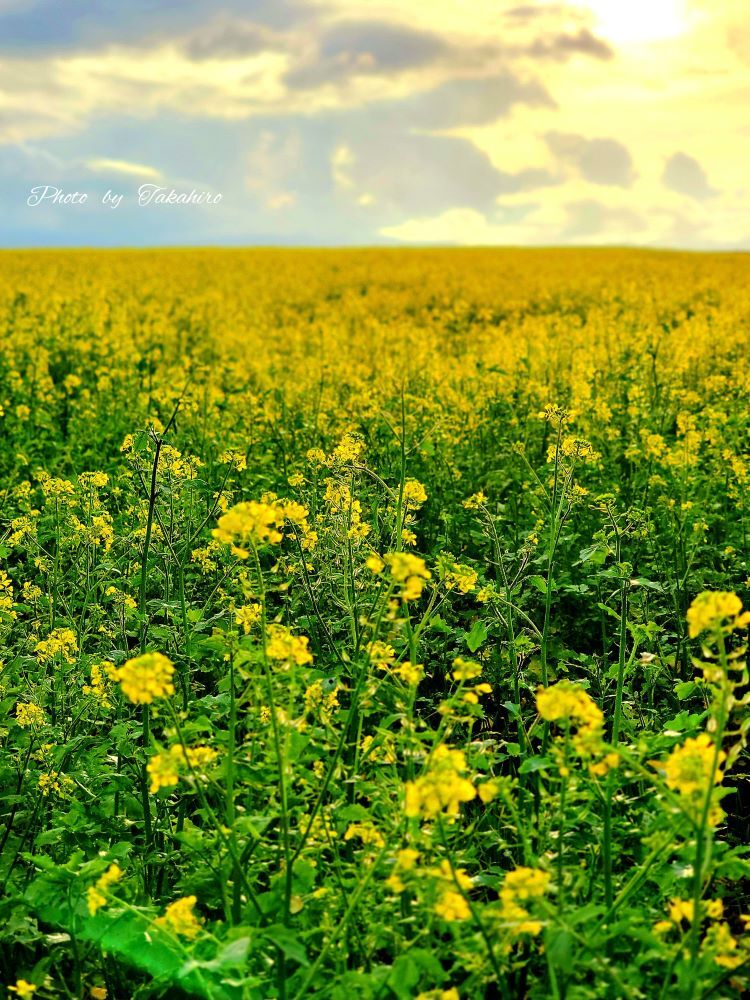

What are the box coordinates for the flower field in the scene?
[1,247,749,999]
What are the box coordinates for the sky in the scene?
[1,0,748,248]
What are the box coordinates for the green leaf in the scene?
[464,620,488,653]
[519,756,552,774]
[261,925,309,966]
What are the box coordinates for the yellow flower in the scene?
[87,863,123,915]
[687,591,748,638]
[396,848,420,870]
[663,732,724,797]
[402,479,428,509]
[344,822,385,848]
[452,657,482,681]
[235,603,262,634]
[501,866,550,902]
[38,771,74,798]
[368,641,396,668]
[385,552,431,601]
[265,625,313,666]
[417,990,460,1000]
[155,896,202,939]
[35,628,78,664]
[148,744,219,793]
[15,702,46,729]
[705,922,743,968]
[536,681,605,758]
[332,433,364,464]
[213,500,285,558]
[498,866,550,937]
[8,981,37,998]
[82,663,113,709]
[394,662,424,685]
[366,553,385,574]
[148,752,180,793]
[462,491,487,510]
[434,889,470,922]
[443,563,478,594]
[109,652,175,704]
[218,449,247,471]
[404,745,476,819]
[478,779,500,803]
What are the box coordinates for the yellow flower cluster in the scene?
[331,433,365,464]
[8,981,37,998]
[442,563,478,594]
[82,663,113,708]
[344,822,385,848]
[405,745,476,820]
[265,625,313,667]
[402,479,428,509]
[416,990,459,1000]
[87,863,123,915]
[147,743,219,793]
[15,702,46,729]
[38,771,74,797]
[536,681,617,770]
[462,491,487,510]
[154,896,202,939]
[0,570,15,618]
[451,658,482,681]
[35,628,78,664]
[385,552,432,601]
[304,680,340,722]
[429,860,473,922]
[323,480,370,539]
[686,591,749,638]
[660,732,725,825]
[235,603,262,634]
[498,866,550,937]
[654,898,748,970]
[213,500,285,557]
[108,651,175,704]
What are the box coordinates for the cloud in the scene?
[182,18,285,61]
[380,204,538,244]
[284,16,611,91]
[86,157,162,179]
[505,4,561,19]
[661,152,717,200]
[524,29,613,62]
[545,131,635,187]
[398,73,554,129]
[286,19,453,89]
[560,199,644,240]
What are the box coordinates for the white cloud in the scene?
[86,157,162,179]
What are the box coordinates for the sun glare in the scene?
[584,0,687,44]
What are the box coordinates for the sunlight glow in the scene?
[583,0,687,44]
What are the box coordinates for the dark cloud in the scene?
[338,128,556,220]
[398,73,554,129]
[286,20,464,89]
[560,199,643,239]
[505,4,559,18]
[182,18,283,60]
[662,152,717,200]
[285,17,611,90]
[525,29,613,62]
[546,131,635,187]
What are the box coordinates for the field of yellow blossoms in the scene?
[1,248,749,999]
